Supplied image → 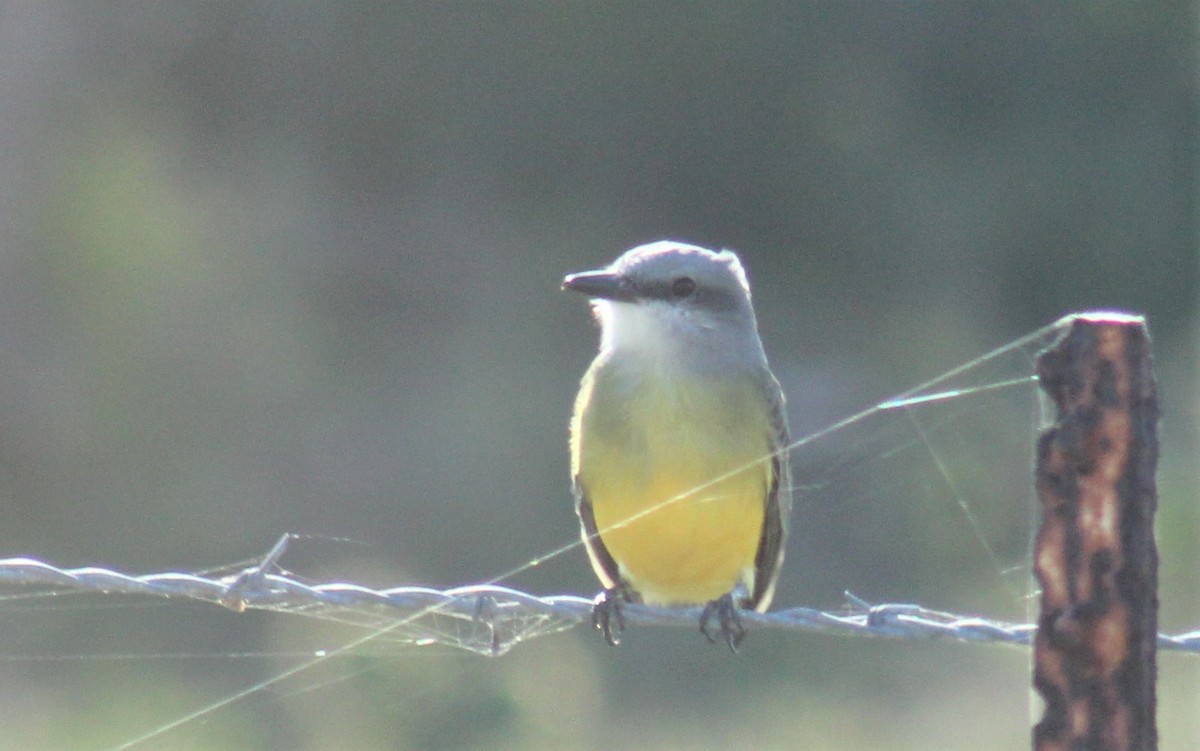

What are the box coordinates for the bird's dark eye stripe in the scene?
[671,277,697,298]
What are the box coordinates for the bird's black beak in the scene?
[562,269,637,302]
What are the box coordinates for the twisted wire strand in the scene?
[1,551,1194,656]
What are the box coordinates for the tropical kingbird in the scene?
[564,241,791,649]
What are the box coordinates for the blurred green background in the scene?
[0,3,1195,749]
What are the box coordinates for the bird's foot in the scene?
[591,588,627,646]
[699,593,746,652]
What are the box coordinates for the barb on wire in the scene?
[0,541,1195,657]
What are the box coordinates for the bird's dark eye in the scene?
[671,276,696,298]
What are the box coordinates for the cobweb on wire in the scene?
[0,549,589,659]
[1,315,1068,661]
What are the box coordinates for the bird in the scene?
[563,241,791,649]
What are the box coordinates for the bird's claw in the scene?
[699,593,746,652]
[592,588,627,646]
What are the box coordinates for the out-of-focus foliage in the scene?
[0,3,1194,749]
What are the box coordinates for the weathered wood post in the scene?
[1032,312,1158,751]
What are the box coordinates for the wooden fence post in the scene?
[1032,312,1158,751]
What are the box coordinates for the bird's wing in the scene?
[750,367,792,612]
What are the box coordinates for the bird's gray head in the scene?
[563,241,766,368]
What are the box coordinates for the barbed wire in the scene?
[2,540,1195,657]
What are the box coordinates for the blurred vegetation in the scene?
[0,3,1194,749]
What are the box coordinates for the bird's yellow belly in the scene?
[575,373,771,605]
[588,456,765,605]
